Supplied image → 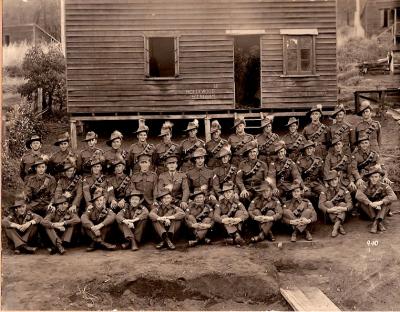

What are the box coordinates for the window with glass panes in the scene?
[283,35,316,76]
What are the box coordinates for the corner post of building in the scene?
[70,119,78,150]
[204,114,211,142]
[354,92,360,114]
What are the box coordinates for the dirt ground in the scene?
[2,104,400,311]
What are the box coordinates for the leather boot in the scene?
[305,230,313,241]
[155,240,165,249]
[188,239,198,247]
[56,242,66,255]
[331,221,340,237]
[339,224,346,235]
[291,229,297,242]
[86,241,96,252]
[100,241,117,250]
[268,231,275,241]
[225,237,234,245]
[378,221,386,232]
[165,233,176,250]
[234,232,245,245]
[370,220,378,234]
[130,237,139,251]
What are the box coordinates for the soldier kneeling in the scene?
[355,165,397,233]
[282,184,317,242]
[2,199,41,254]
[185,189,214,247]
[149,189,185,250]
[43,196,80,254]
[214,182,248,245]
[116,190,149,251]
[319,170,352,237]
[81,188,117,251]
[249,181,283,243]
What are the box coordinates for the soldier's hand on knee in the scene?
[47,203,55,212]
[180,202,188,209]
[111,200,118,209]
[348,182,357,192]
[164,219,171,226]
[69,205,77,214]
[272,188,280,196]
[118,199,125,209]
[356,179,365,188]
[240,190,249,198]
[382,177,392,185]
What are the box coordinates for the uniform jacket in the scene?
[236,159,269,191]
[355,182,397,206]
[48,149,77,177]
[128,142,155,172]
[126,171,157,206]
[212,163,238,194]
[187,166,215,195]
[116,204,149,223]
[297,155,324,184]
[180,138,205,162]
[2,210,42,228]
[185,202,214,227]
[42,210,80,228]
[248,196,283,221]
[54,174,83,206]
[328,121,354,152]
[282,132,306,161]
[269,158,302,187]
[149,203,185,221]
[154,141,180,172]
[81,206,116,228]
[82,174,109,205]
[303,122,328,146]
[256,132,280,160]
[282,197,317,224]
[356,119,381,152]
[205,137,228,169]
[350,148,381,181]
[319,186,353,213]
[20,150,48,180]
[107,173,131,202]
[324,150,353,185]
[25,174,57,206]
[157,171,189,203]
[77,147,104,175]
[213,197,248,223]
[228,133,254,157]
[104,147,128,175]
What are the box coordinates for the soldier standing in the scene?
[213,182,248,245]
[20,134,49,181]
[42,196,80,254]
[48,132,77,179]
[355,100,381,152]
[249,181,282,243]
[256,115,280,164]
[2,199,41,254]
[104,130,128,176]
[296,140,325,201]
[269,141,302,201]
[185,189,214,247]
[25,158,57,217]
[107,157,131,213]
[303,104,328,158]
[282,184,317,242]
[116,190,149,251]
[355,165,397,233]
[149,189,185,250]
[76,131,104,176]
[228,116,254,167]
[319,170,353,237]
[126,153,157,207]
[82,156,109,209]
[282,117,306,161]
[154,121,180,174]
[236,140,271,205]
[328,104,354,154]
[205,120,228,169]
[157,154,190,210]
[81,188,117,251]
[128,119,155,174]
[212,145,238,195]
[180,119,205,172]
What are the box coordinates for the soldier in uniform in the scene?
[282,117,306,161]
[319,170,353,237]
[128,119,155,174]
[20,134,49,181]
[228,116,254,167]
[82,156,109,209]
[355,165,397,233]
[256,115,280,164]
[154,121,180,174]
[185,189,214,247]
[48,132,77,179]
[296,140,325,201]
[104,130,128,176]
[236,140,271,205]
[248,181,282,243]
[42,196,80,254]
[212,145,238,195]
[324,136,356,192]
[25,158,57,217]
[180,119,205,172]
[126,153,158,207]
[116,190,149,251]
[213,182,248,245]
[282,184,317,242]
[186,147,217,205]
[303,104,328,158]
[269,141,302,201]
[157,154,190,210]
[77,131,104,176]
[149,189,185,250]
[53,162,83,214]
[107,156,131,213]
[355,100,381,152]
[81,188,117,251]
[327,104,354,154]
[2,199,41,254]
[205,120,228,169]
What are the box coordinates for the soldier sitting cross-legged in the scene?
[42,196,80,254]
[81,188,117,252]
[149,189,185,250]
[248,181,283,243]
[213,182,248,245]
[185,188,214,247]
[2,199,41,254]
[116,190,149,251]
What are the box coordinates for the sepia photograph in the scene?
[1,0,400,310]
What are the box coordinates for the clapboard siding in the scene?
[65,0,337,114]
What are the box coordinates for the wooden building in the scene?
[2,24,59,46]
[64,0,337,145]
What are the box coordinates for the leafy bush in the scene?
[18,44,66,114]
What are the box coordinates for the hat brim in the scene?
[357,106,371,116]
[331,108,345,118]
[10,202,26,209]
[54,139,69,146]
[301,143,315,151]
[365,170,385,177]
[26,139,42,148]
[285,120,299,127]
[307,109,323,118]
[184,126,198,132]
[220,187,234,193]
[82,136,96,142]
[231,121,245,129]
[32,161,46,169]
[190,191,205,199]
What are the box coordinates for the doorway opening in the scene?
[234,35,261,109]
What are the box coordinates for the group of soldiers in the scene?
[3,100,397,255]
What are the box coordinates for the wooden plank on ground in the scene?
[280,287,341,312]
